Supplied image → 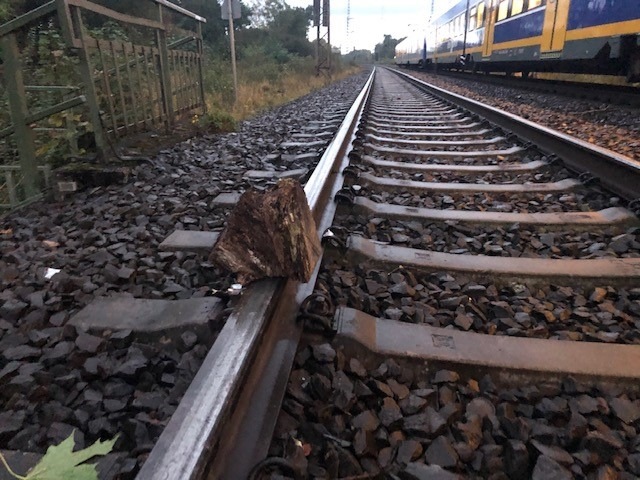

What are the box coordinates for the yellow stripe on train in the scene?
[564,19,640,42]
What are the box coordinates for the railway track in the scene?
[135,67,640,479]
[400,67,640,109]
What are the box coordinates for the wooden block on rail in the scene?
[210,178,321,284]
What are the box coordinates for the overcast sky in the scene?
[287,0,449,53]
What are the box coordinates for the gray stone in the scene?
[466,397,495,420]
[352,410,379,432]
[583,430,623,461]
[504,440,529,479]
[530,440,573,465]
[396,440,423,464]
[570,395,599,415]
[400,394,428,415]
[532,456,572,480]
[455,415,482,451]
[425,435,459,468]
[593,465,619,480]
[433,370,460,384]
[454,314,473,330]
[402,462,462,480]
[75,333,104,353]
[311,344,336,363]
[180,331,198,350]
[380,396,403,427]
[0,410,25,439]
[0,299,28,322]
[2,345,41,361]
[610,397,640,424]
[627,453,640,475]
[610,233,633,254]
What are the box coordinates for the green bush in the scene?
[197,109,237,133]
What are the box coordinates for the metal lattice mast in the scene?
[346,0,351,52]
[313,0,331,78]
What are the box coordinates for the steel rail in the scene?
[136,69,374,480]
[398,68,640,108]
[389,68,640,202]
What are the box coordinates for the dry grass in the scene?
[205,65,363,123]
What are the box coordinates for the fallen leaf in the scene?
[43,240,59,248]
[302,443,312,457]
[24,432,117,480]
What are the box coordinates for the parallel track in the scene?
[138,67,640,479]
[398,67,640,108]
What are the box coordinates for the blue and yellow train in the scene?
[394,0,640,81]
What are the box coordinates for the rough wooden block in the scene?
[210,179,321,284]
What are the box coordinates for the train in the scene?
[394,0,640,82]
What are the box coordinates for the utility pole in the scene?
[346,0,351,52]
[222,0,240,102]
[313,0,331,78]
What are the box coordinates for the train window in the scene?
[477,2,485,27]
[497,0,509,21]
[511,0,524,15]
[528,0,544,8]
[469,6,477,30]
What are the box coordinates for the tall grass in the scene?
[200,49,362,131]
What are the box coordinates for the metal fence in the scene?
[0,0,206,210]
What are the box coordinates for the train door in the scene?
[482,0,494,57]
[540,0,570,54]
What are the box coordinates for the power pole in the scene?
[313,0,331,78]
[222,0,241,102]
[346,0,352,52]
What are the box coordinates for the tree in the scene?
[245,0,287,28]
[374,34,404,62]
[175,0,252,48]
[268,5,312,57]
[343,49,373,65]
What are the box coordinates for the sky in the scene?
[287,0,450,53]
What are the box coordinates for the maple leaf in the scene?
[22,433,117,480]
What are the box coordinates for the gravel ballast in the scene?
[0,70,370,477]
[408,71,640,161]
[265,343,640,479]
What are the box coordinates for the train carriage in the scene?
[395,33,428,67]
[396,0,640,82]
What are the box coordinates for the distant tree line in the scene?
[0,0,315,65]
